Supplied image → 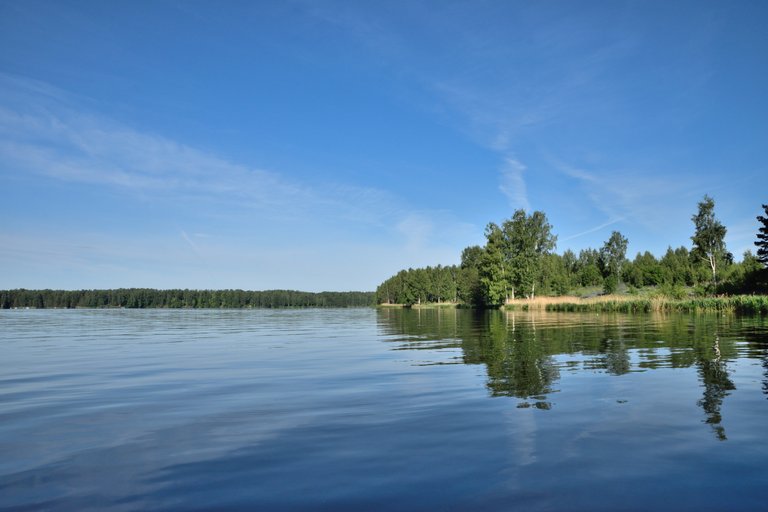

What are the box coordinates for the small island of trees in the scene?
[376,197,768,313]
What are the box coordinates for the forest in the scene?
[376,198,768,306]
[0,288,375,309]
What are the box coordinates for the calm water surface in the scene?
[1,308,767,511]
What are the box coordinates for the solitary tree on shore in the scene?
[691,195,730,287]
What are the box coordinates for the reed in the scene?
[503,295,768,314]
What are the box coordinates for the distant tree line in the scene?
[377,197,768,306]
[0,289,375,309]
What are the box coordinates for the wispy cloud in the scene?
[0,74,405,226]
[430,81,554,154]
[284,2,753,248]
[180,230,205,261]
[561,218,624,242]
[0,115,311,215]
[395,213,435,252]
[0,74,474,288]
[297,3,648,216]
[499,157,530,212]
[553,160,599,184]
[546,155,694,231]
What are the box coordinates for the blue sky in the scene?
[1,0,766,291]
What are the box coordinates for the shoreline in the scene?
[377,294,768,315]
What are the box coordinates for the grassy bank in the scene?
[378,302,461,309]
[503,295,768,314]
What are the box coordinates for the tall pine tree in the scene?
[756,204,768,267]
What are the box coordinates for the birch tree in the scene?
[691,195,729,286]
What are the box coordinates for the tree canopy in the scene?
[600,231,628,293]
[691,195,730,286]
[376,197,765,306]
[1,289,375,309]
[756,204,768,268]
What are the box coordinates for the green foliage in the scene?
[376,265,461,306]
[458,246,484,305]
[691,195,730,285]
[755,204,768,267]
[603,275,618,294]
[479,223,511,305]
[0,289,375,309]
[657,282,688,300]
[576,249,603,287]
[539,253,571,296]
[545,295,768,314]
[478,210,557,302]
[692,283,709,297]
[717,251,767,294]
[660,246,697,286]
[502,210,557,299]
[375,199,768,307]
[600,231,628,282]
[624,251,664,287]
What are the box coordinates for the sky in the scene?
[1,0,766,291]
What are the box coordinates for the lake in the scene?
[1,308,767,511]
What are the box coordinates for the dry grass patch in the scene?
[504,295,635,309]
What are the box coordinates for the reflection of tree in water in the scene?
[396,310,562,405]
[477,312,560,401]
[590,338,631,376]
[764,359,768,399]
[763,358,768,399]
[696,334,735,441]
[377,309,765,426]
[736,326,768,400]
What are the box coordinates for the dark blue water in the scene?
[1,308,767,511]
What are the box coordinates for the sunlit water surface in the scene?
[1,308,767,511]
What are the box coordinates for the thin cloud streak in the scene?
[548,155,694,231]
[180,230,205,261]
[561,218,624,242]
[0,74,476,289]
[499,157,530,212]
[0,75,407,227]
